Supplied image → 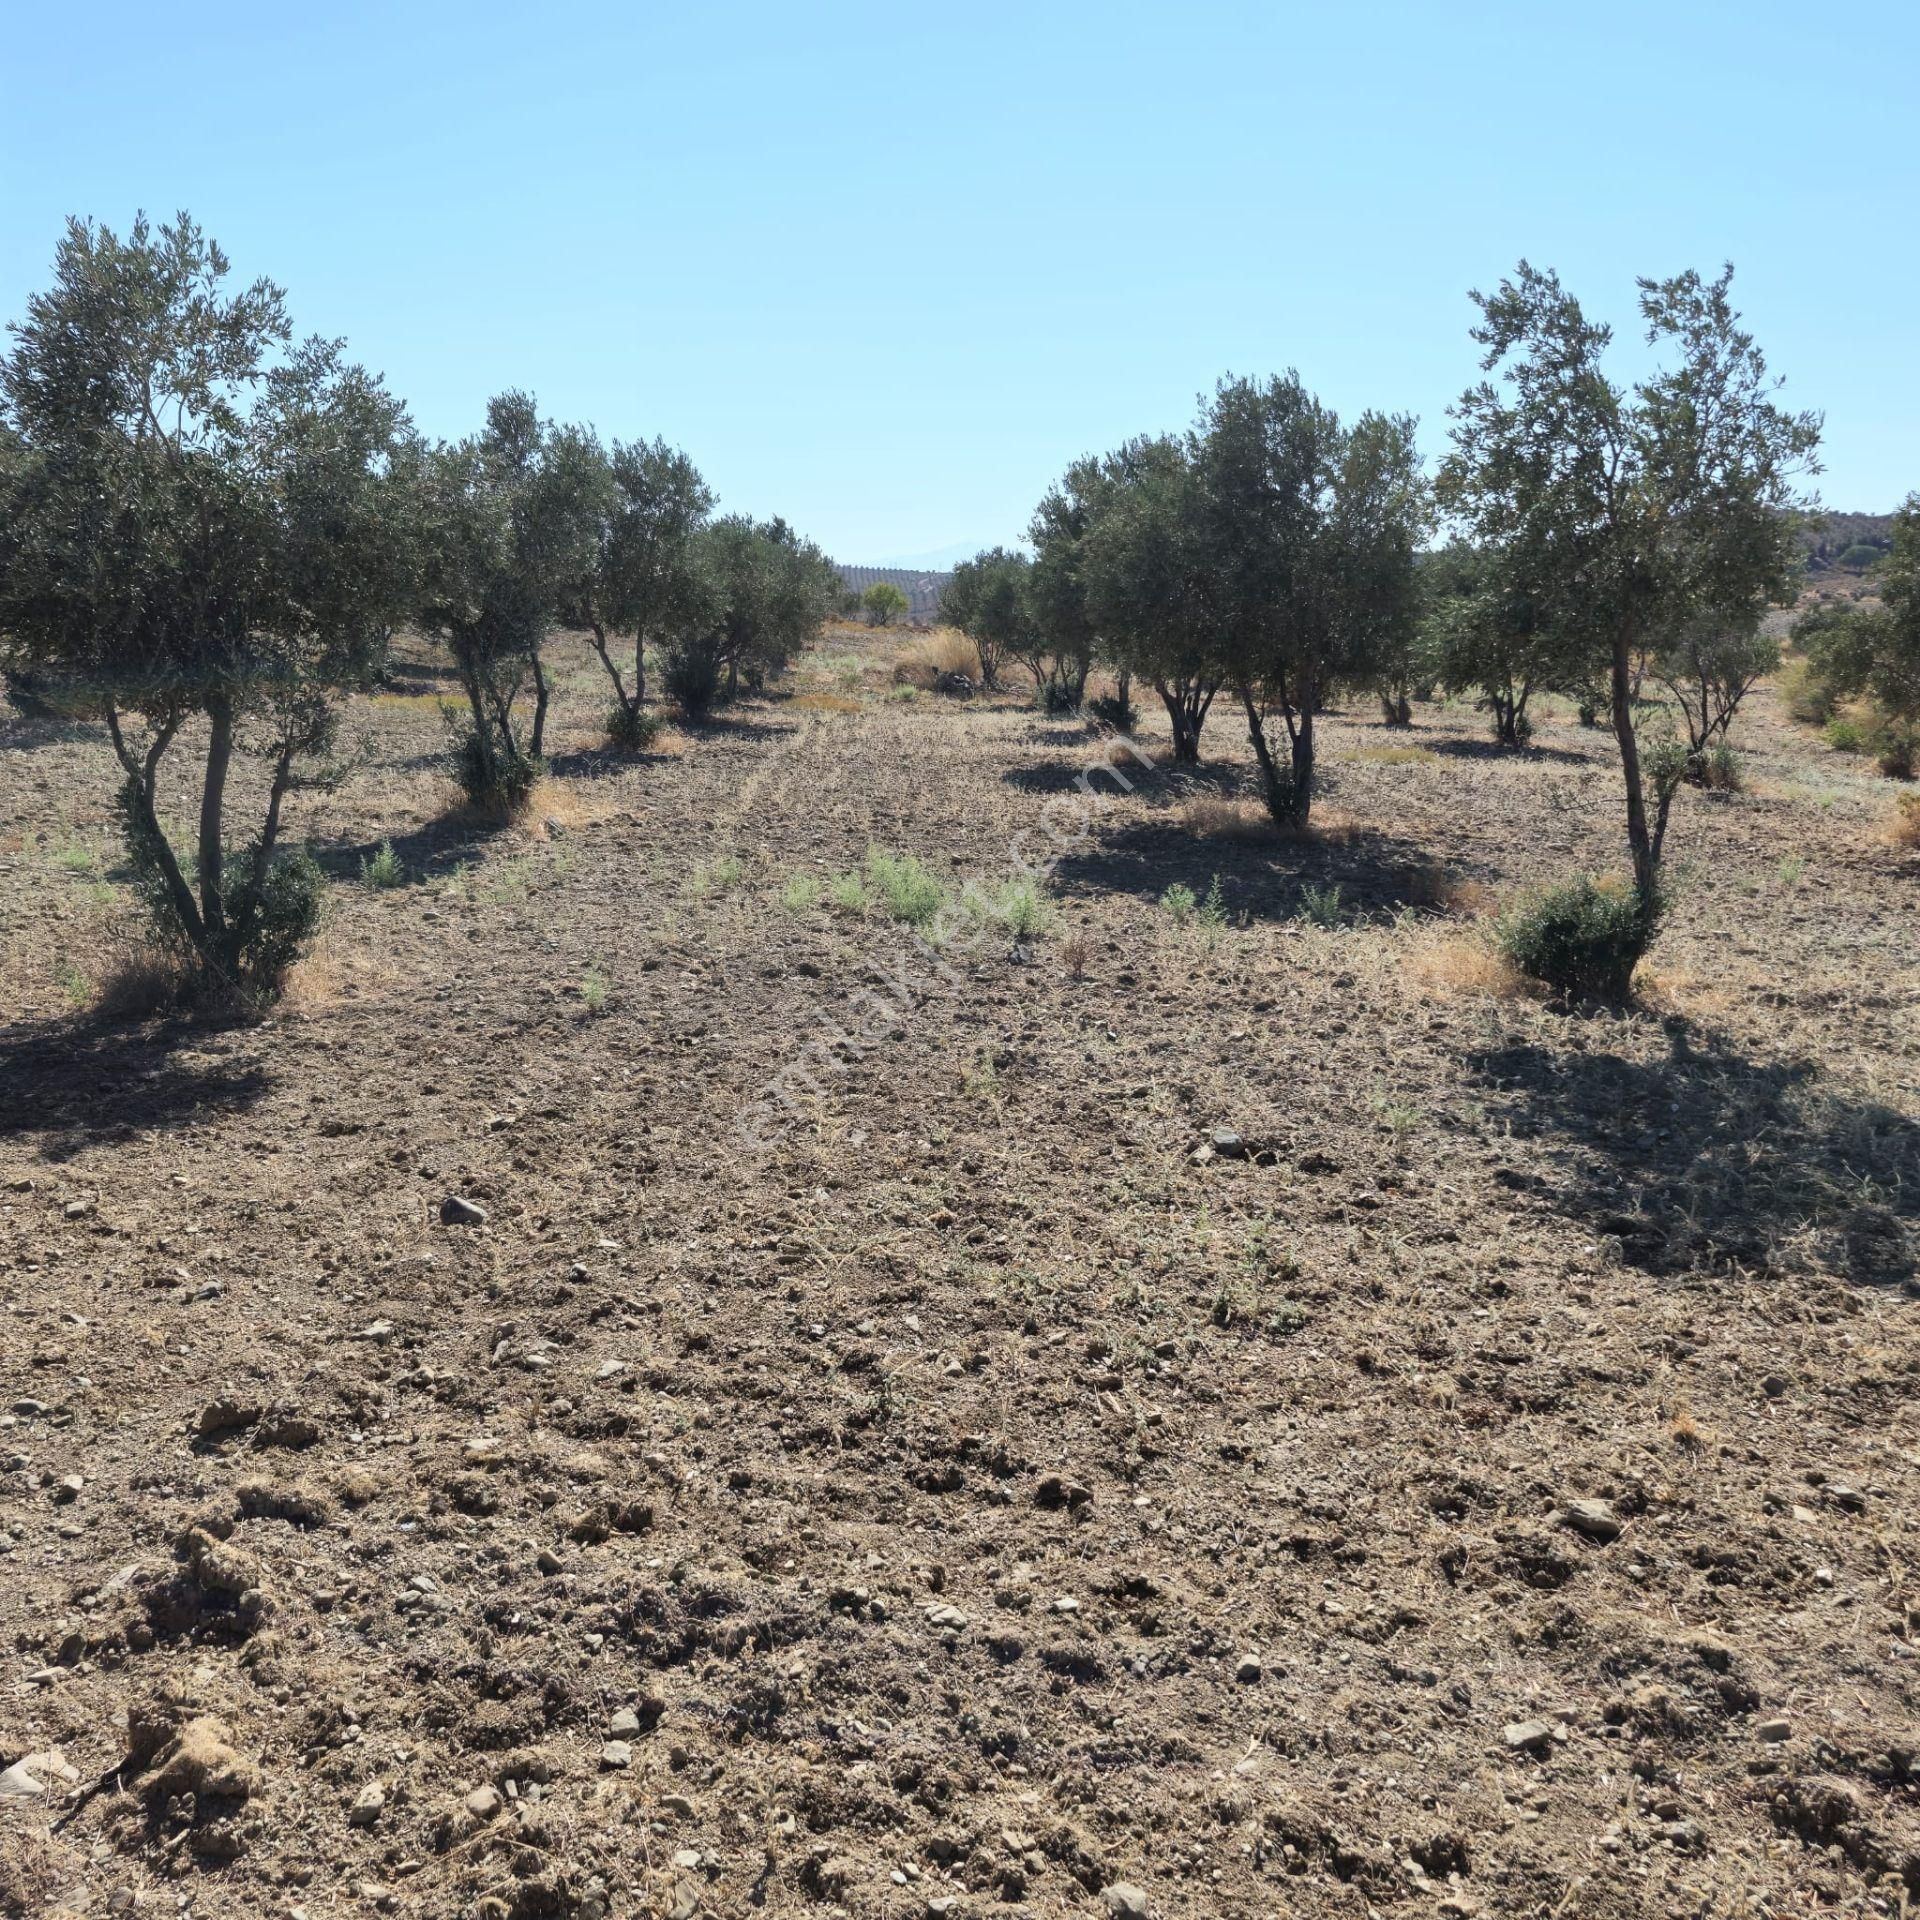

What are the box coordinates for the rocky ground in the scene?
[2,628,1917,1919]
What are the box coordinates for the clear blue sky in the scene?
[4,1,1913,562]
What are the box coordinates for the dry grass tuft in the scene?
[283,928,402,1011]
[1180,796,1275,841]
[93,939,194,1022]
[520,775,621,838]
[1403,931,1529,1000]
[1348,743,1440,768]
[790,692,866,715]
[1887,792,1920,850]
[894,628,978,688]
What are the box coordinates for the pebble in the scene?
[52,1474,83,1504]
[348,1781,386,1827]
[465,1786,502,1820]
[1755,1717,1791,1742]
[439,1196,488,1227]
[1503,1719,1555,1754]
[1105,1883,1152,1918]
[599,1741,632,1770]
[608,1709,641,1738]
[925,1604,969,1630]
[1234,1655,1263,1684]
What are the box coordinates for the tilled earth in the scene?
[2,631,1918,1920]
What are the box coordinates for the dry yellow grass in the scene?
[1403,930,1529,1000]
[790,692,866,715]
[1888,792,1920,849]
[894,628,979,687]
[1179,795,1274,841]
[283,926,403,1011]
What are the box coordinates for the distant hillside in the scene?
[1799,509,1895,572]
[835,563,951,623]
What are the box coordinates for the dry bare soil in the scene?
[2,628,1918,1920]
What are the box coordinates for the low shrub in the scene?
[445,717,542,815]
[1891,793,1920,849]
[1160,881,1197,924]
[779,874,822,913]
[1777,656,1837,727]
[1821,714,1864,754]
[607,704,665,752]
[1870,718,1917,780]
[1036,681,1081,716]
[1689,744,1742,791]
[1495,873,1662,1002]
[1085,691,1138,733]
[1296,881,1344,927]
[361,839,404,889]
[866,848,945,926]
[664,642,724,719]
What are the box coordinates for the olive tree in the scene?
[1422,541,1582,745]
[665,515,837,716]
[1080,437,1223,760]
[1440,263,1820,903]
[1651,613,1779,768]
[575,436,713,743]
[0,213,414,999]
[1196,375,1424,825]
[940,548,1032,691]
[862,580,909,627]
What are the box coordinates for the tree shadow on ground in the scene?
[1047,813,1452,923]
[545,744,671,780]
[0,710,102,755]
[0,1013,268,1160]
[309,807,516,889]
[676,713,799,745]
[1470,1023,1920,1289]
[1426,736,1594,766]
[1001,756,1246,799]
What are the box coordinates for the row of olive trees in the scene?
[944,379,1426,830]
[0,214,839,1002]
[942,264,1822,993]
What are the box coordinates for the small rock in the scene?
[1210,1128,1248,1158]
[926,1604,969,1630]
[1503,1718,1554,1755]
[0,1760,48,1800]
[348,1780,386,1828]
[465,1785,502,1820]
[1234,1655,1262,1684]
[1755,1717,1791,1742]
[599,1740,632,1770]
[1562,1498,1622,1543]
[1105,1883,1152,1919]
[608,1708,641,1738]
[439,1196,488,1228]
[51,1474,83,1504]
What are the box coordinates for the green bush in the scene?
[445,716,541,814]
[361,838,404,888]
[1872,718,1917,780]
[866,848,945,926]
[1159,882,1197,924]
[607,704,665,751]
[1085,691,1138,733]
[1690,744,1743,791]
[1496,874,1661,1002]
[664,641,723,719]
[1822,715,1865,754]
